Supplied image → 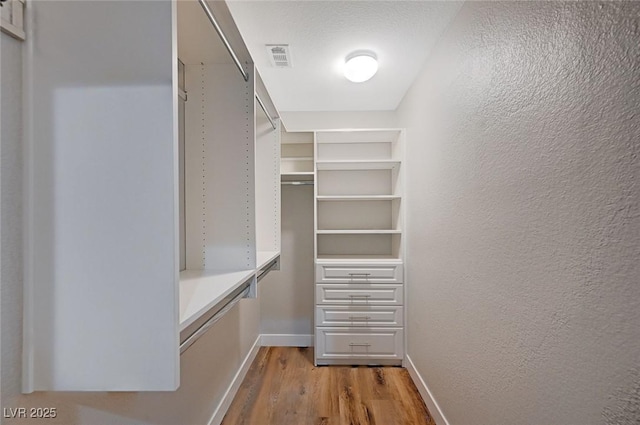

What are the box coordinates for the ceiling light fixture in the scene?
[344,51,378,83]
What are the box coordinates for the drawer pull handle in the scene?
[348,316,371,321]
[349,343,371,347]
[348,273,370,282]
[348,294,371,303]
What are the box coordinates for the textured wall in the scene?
[397,2,640,425]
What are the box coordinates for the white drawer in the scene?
[315,263,403,284]
[316,306,404,327]
[315,284,403,306]
[315,327,404,361]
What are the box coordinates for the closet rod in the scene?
[257,258,279,282]
[281,181,314,186]
[197,0,249,82]
[255,94,277,130]
[179,279,251,354]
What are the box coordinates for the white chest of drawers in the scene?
[314,260,404,365]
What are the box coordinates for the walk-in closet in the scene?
[2,1,638,424]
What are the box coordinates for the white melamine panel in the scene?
[317,170,393,196]
[255,98,281,254]
[316,195,401,201]
[316,230,401,235]
[315,130,400,144]
[315,263,403,284]
[316,306,404,327]
[315,160,400,171]
[281,130,314,144]
[281,172,315,181]
[315,284,403,306]
[179,269,255,331]
[24,1,178,391]
[317,143,392,161]
[282,143,313,157]
[316,328,404,362]
[184,63,256,271]
[317,200,399,231]
[179,61,187,271]
[281,130,314,176]
[281,158,314,174]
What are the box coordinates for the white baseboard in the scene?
[405,355,449,425]
[207,335,262,425]
[260,333,313,347]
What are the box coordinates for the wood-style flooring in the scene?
[221,346,435,425]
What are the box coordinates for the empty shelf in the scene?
[315,160,401,170]
[316,229,402,234]
[316,195,401,201]
[257,250,280,270]
[179,269,255,332]
[316,254,403,263]
[281,157,314,161]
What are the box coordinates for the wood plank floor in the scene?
[221,346,435,425]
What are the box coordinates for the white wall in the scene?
[259,184,314,338]
[397,2,640,425]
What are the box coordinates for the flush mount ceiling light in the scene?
[344,51,378,83]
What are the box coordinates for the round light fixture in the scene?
[344,52,378,83]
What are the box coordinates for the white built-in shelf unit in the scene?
[315,130,404,262]
[313,129,406,366]
[281,129,315,182]
[24,0,280,392]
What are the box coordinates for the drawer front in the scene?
[316,263,403,284]
[315,284,403,306]
[316,327,404,360]
[316,306,404,327]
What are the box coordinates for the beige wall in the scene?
[397,2,640,424]
[259,184,314,336]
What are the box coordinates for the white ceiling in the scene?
[227,0,463,112]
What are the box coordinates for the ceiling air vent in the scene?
[266,44,292,68]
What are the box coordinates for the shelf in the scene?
[281,132,314,144]
[179,269,256,332]
[316,229,402,235]
[317,195,400,201]
[316,130,401,144]
[281,171,314,177]
[316,255,403,263]
[316,160,400,170]
[281,157,314,161]
[257,250,280,270]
